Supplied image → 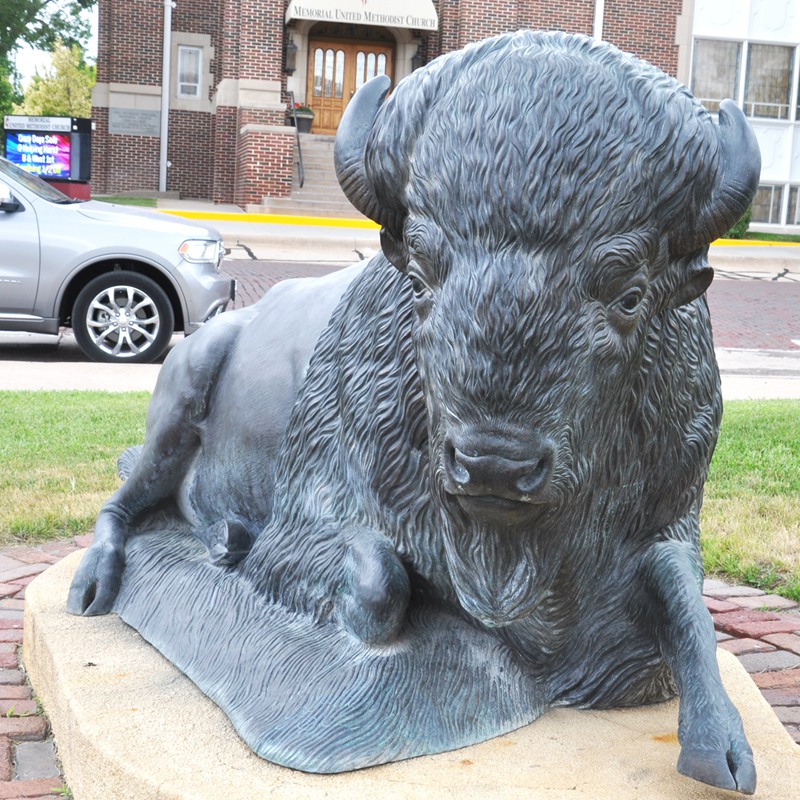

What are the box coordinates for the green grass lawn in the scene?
[739,231,800,244]
[701,399,800,600]
[1,391,798,599]
[0,391,149,541]
[93,195,158,208]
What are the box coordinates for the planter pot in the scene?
[294,113,314,133]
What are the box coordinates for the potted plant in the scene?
[292,103,314,133]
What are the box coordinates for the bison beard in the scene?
[67,30,760,794]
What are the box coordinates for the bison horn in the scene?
[686,99,761,250]
[334,75,392,228]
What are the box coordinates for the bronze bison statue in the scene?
[68,30,760,794]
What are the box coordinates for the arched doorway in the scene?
[306,24,395,134]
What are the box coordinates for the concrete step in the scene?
[292,178,347,192]
[253,197,369,220]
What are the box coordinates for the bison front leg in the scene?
[68,309,256,617]
[66,419,202,616]
[335,528,410,645]
[639,536,756,795]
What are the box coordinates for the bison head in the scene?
[335,32,759,623]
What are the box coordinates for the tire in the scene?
[72,271,175,363]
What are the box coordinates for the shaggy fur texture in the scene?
[71,31,760,793]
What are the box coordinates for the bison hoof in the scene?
[66,543,125,616]
[200,519,254,566]
[337,529,410,645]
[677,737,756,795]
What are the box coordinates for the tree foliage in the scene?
[0,62,22,117]
[1,0,95,68]
[13,40,95,117]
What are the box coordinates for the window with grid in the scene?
[751,185,784,224]
[691,39,741,113]
[178,46,202,99]
[789,188,800,226]
[745,44,794,119]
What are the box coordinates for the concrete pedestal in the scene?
[24,552,800,800]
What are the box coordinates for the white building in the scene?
[691,0,800,231]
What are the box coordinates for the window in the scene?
[744,44,793,119]
[312,48,344,98]
[355,50,388,91]
[789,188,800,227]
[177,46,202,99]
[691,39,741,113]
[751,185,783,224]
[797,64,800,120]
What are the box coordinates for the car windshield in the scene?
[0,157,76,203]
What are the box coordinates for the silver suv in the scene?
[0,157,234,363]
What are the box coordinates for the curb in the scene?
[159,208,379,229]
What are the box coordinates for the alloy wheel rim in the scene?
[85,285,161,358]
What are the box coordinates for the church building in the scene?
[89,0,800,231]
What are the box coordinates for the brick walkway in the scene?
[0,537,796,797]
[220,259,800,352]
[0,537,89,799]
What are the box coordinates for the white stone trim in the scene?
[239,124,296,135]
[213,79,286,112]
[92,83,162,111]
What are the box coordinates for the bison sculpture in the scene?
[68,30,761,794]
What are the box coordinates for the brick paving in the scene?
[227,260,345,310]
[220,259,800,352]
[706,279,800,351]
[0,538,794,798]
[0,537,91,800]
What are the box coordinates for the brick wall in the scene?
[174,0,223,94]
[99,0,164,85]
[234,127,294,206]
[430,0,594,58]
[168,110,214,198]
[518,0,594,34]
[454,0,519,49]
[212,107,238,204]
[428,0,679,76]
[602,0,683,75]
[90,108,109,195]
[92,0,684,203]
[238,0,285,81]
[218,0,242,82]
[102,134,161,195]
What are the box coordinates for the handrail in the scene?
[287,91,305,189]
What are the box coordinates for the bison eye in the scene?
[616,289,643,315]
[409,275,427,298]
[406,266,433,302]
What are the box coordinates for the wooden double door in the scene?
[306,40,394,134]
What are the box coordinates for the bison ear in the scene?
[380,229,409,272]
[671,264,714,308]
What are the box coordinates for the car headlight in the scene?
[179,239,225,270]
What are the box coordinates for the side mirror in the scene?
[0,183,22,213]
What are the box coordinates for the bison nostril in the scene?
[515,452,554,496]
[447,446,471,485]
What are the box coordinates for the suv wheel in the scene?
[72,272,175,363]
